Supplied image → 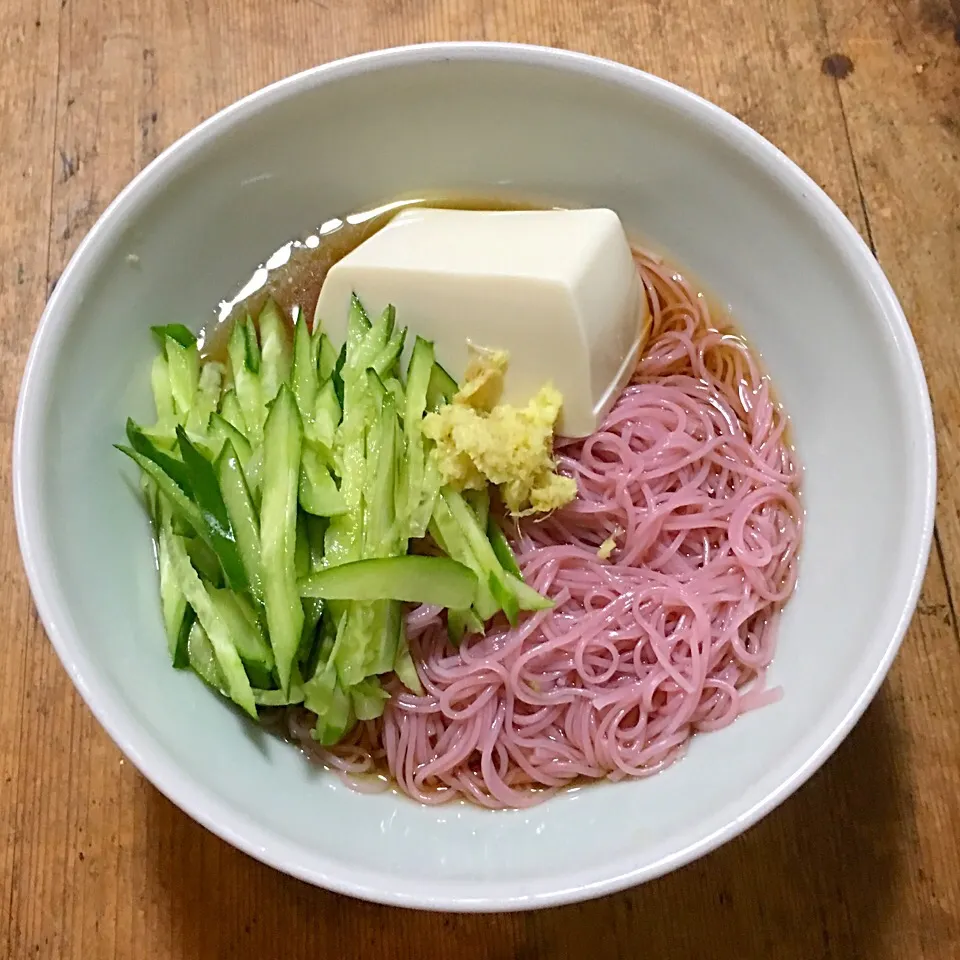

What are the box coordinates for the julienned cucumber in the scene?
[260,385,304,695]
[299,556,477,607]
[157,506,190,667]
[217,440,263,604]
[167,531,257,718]
[121,294,556,744]
[426,360,458,411]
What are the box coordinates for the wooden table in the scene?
[2,1,959,957]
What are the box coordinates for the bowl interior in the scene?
[17,47,932,908]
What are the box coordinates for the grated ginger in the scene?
[422,347,578,516]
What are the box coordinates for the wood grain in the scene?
[2,0,959,957]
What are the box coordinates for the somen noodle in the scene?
[287,251,802,808]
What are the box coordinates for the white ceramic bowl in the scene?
[14,43,935,911]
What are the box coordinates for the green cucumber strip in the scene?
[260,385,305,694]
[442,489,520,626]
[402,337,444,538]
[388,378,406,417]
[447,607,484,646]
[227,318,248,376]
[331,341,347,407]
[391,415,406,533]
[365,382,398,553]
[409,453,441,541]
[183,409,209,442]
[356,311,396,380]
[486,518,552,611]
[298,597,324,665]
[299,556,476,607]
[506,572,554,612]
[218,389,247,435]
[393,637,424,695]
[150,354,176,428]
[157,513,189,667]
[169,512,193,538]
[429,499,498,621]
[138,425,178,450]
[126,418,192,493]
[324,388,367,566]
[216,440,263,604]
[247,662,273,692]
[311,378,341,449]
[330,602,373,687]
[208,412,252,463]
[208,587,274,669]
[305,514,327,570]
[186,361,224,436]
[315,300,407,699]
[374,328,406,379]
[166,337,201,417]
[140,473,160,528]
[295,510,310,580]
[304,625,355,744]
[229,318,263,435]
[364,388,402,669]
[364,366,389,406]
[370,320,405,377]
[311,679,354,746]
[487,518,522,579]
[243,445,263,499]
[489,572,520,627]
[184,536,222,585]
[174,609,195,667]
[259,299,292,404]
[341,296,372,382]
[117,445,203,537]
[187,621,225,691]
[465,488,490,536]
[168,533,256,717]
[298,515,327,666]
[299,447,346,517]
[362,306,394,366]
[291,306,319,425]
[402,337,433,533]
[351,677,389,721]
[317,332,338,381]
[253,684,305,707]
[243,314,261,373]
[426,360,458,411]
[381,304,396,339]
[406,337,434,418]
[310,622,338,681]
[176,427,248,593]
[364,600,402,677]
[151,324,197,350]
[347,293,371,341]
[197,361,223,410]
[462,606,486,634]
[358,386,404,676]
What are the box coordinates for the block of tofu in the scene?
[313,207,648,437]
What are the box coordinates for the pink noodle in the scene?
[293,252,803,808]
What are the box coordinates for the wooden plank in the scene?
[807,4,960,950]
[484,0,872,231]
[0,0,68,955]
[1,0,958,957]
[1,4,148,956]
[817,0,960,615]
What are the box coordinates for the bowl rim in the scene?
[13,41,937,911]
